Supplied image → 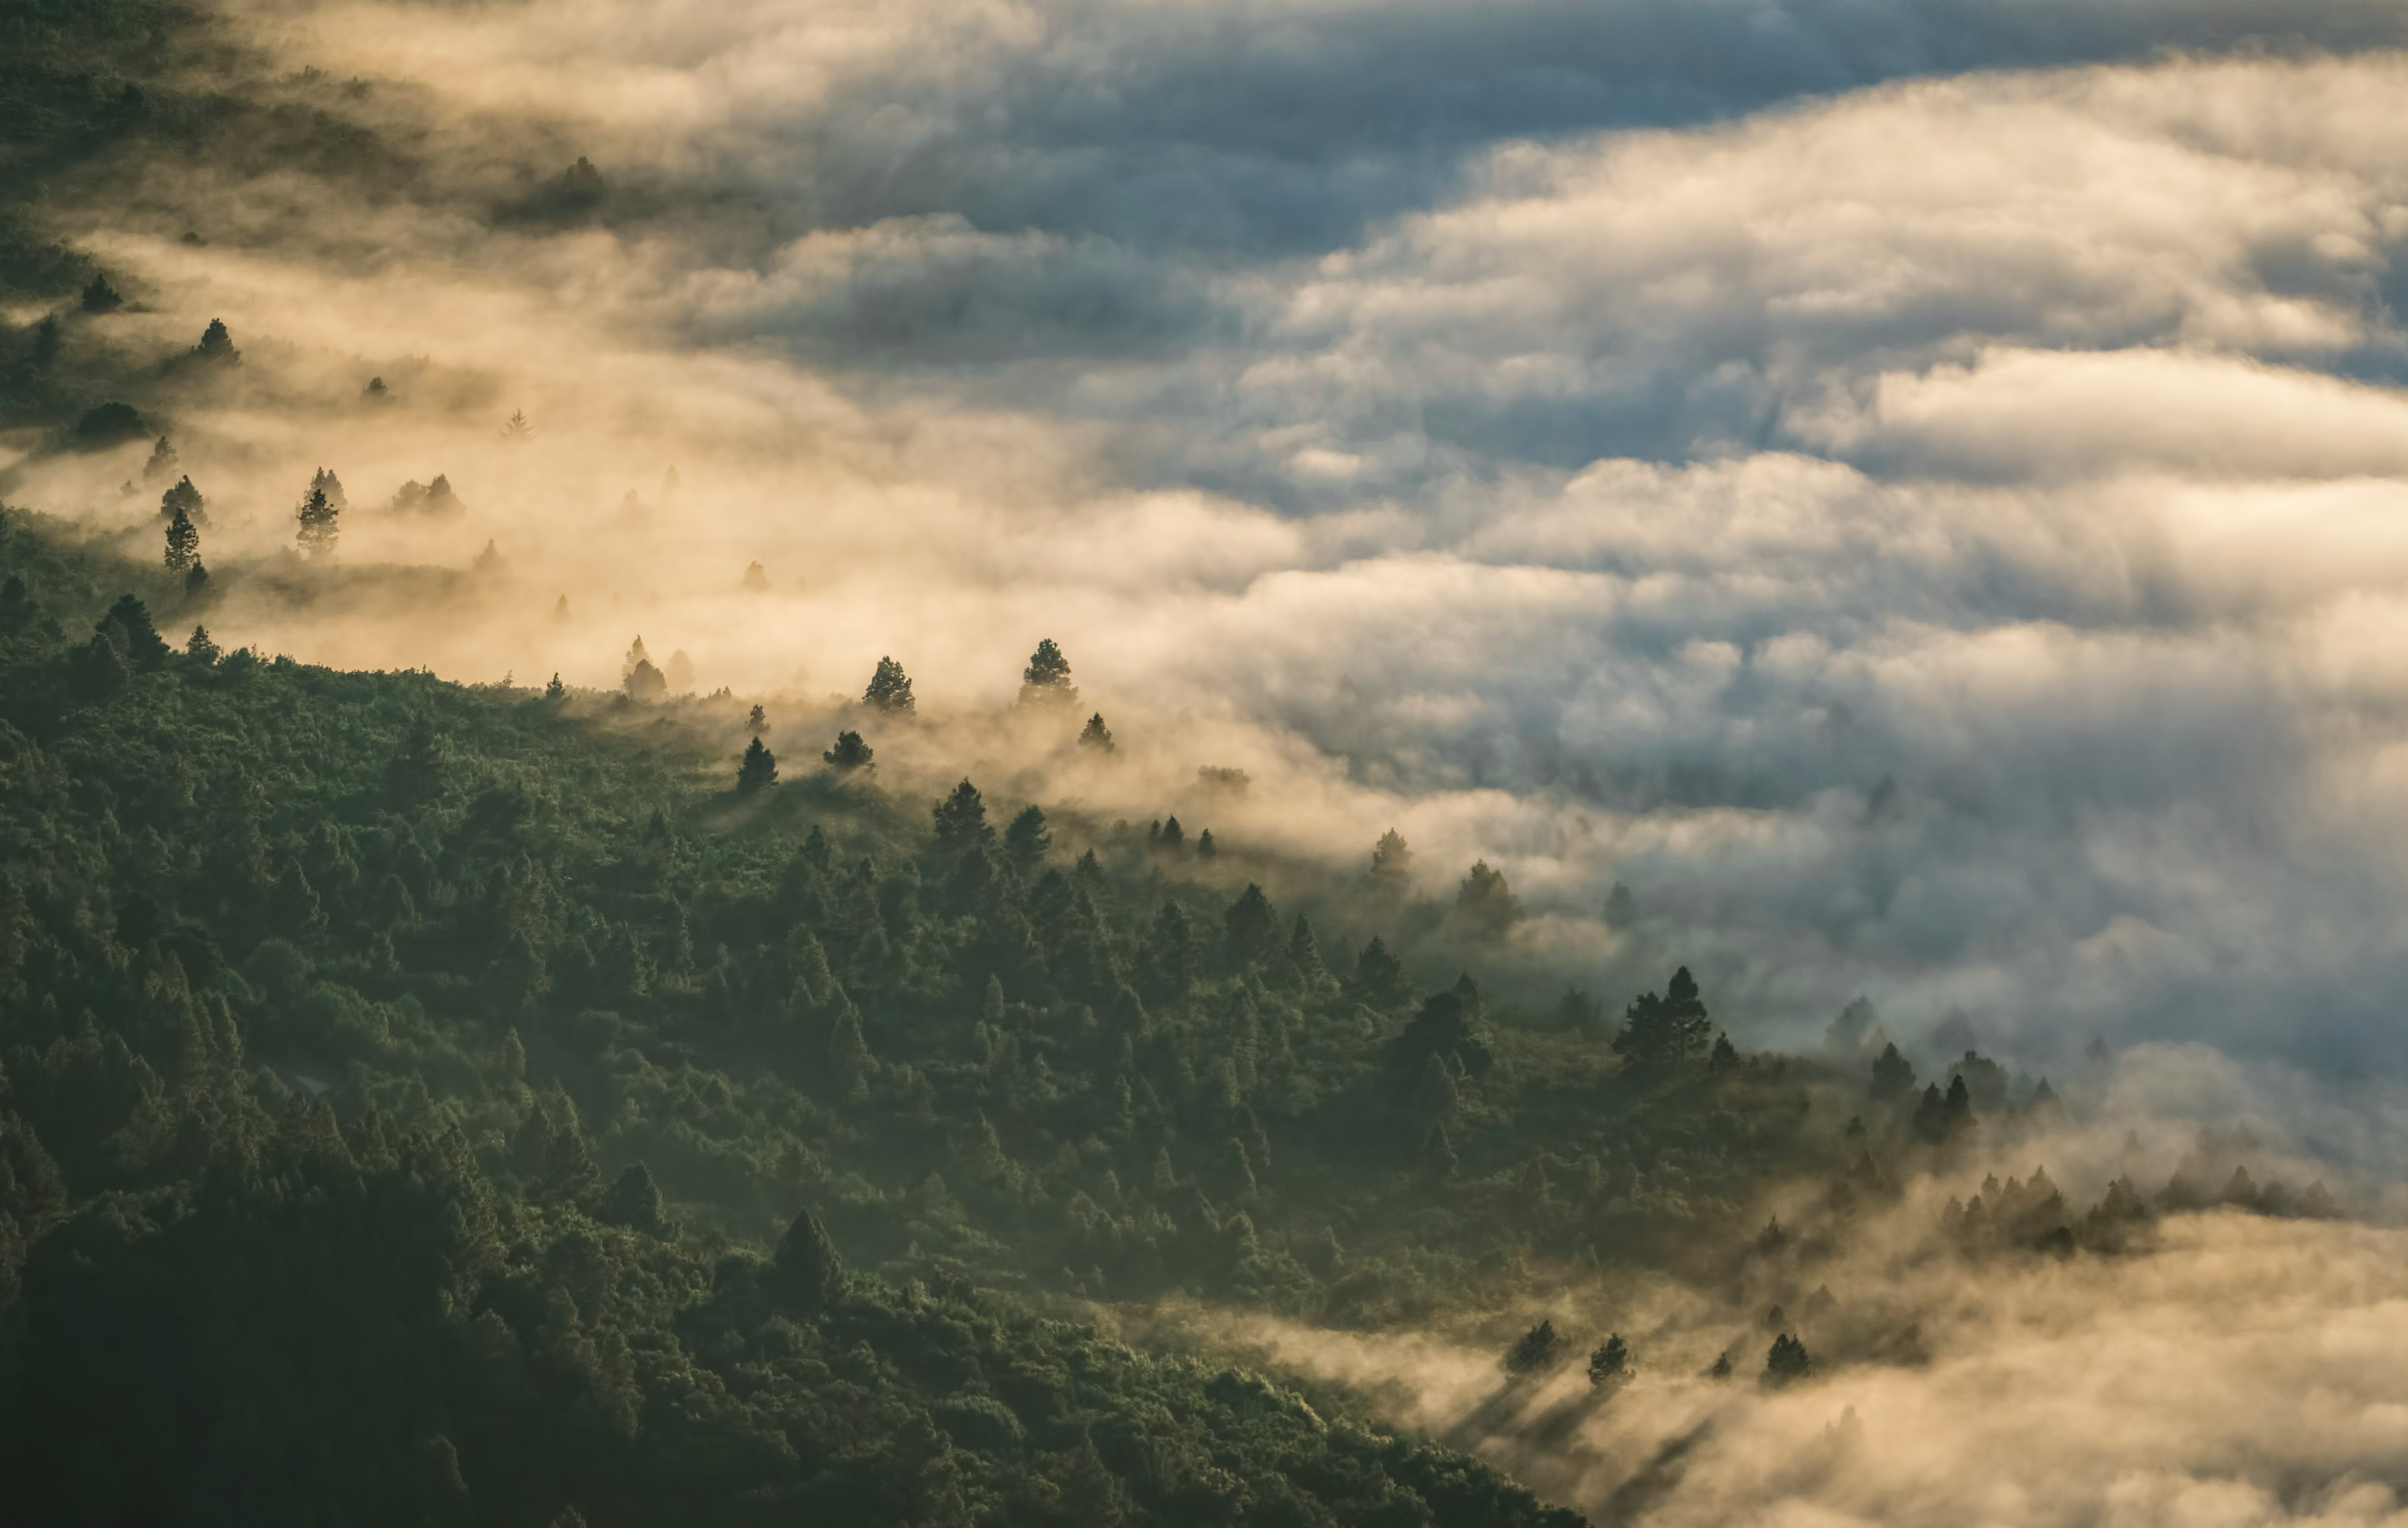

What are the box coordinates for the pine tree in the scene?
[600,1161,671,1234]
[1223,884,1283,968]
[1370,828,1413,890]
[1079,712,1116,752]
[185,625,219,664]
[309,467,348,513]
[1707,1033,1740,1076]
[736,737,778,794]
[1764,1333,1813,1385]
[767,1208,845,1314]
[143,436,178,483]
[193,318,238,361]
[863,656,916,714]
[1612,967,1714,1075]
[160,474,206,526]
[163,506,199,573]
[1455,860,1523,938]
[932,779,990,851]
[545,672,565,699]
[1589,1335,1631,1385]
[80,273,122,313]
[1504,1319,1565,1375]
[102,594,170,669]
[823,730,873,771]
[1196,829,1218,859]
[1018,638,1078,705]
[295,485,339,559]
[1870,1042,1917,1105]
[1005,805,1051,868]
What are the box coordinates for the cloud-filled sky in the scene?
[27,0,2408,1072]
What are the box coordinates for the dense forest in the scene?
[0,1,2354,1523]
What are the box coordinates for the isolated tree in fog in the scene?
[143,435,177,482]
[309,467,348,513]
[1504,1319,1565,1375]
[1079,712,1115,752]
[823,730,872,771]
[1764,1334,1812,1385]
[864,656,916,714]
[295,485,338,559]
[193,317,237,361]
[1019,638,1077,705]
[163,506,199,573]
[1455,860,1523,939]
[741,561,769,593]
[1370,828,1413,893]
[1589,1335,1631,1386]
[80,272,122,312]
[736,738,778,795]
[624,658,666,701]
[1613,966,1714,1075]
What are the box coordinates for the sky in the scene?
[19,0,2408,1076]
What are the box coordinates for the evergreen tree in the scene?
[1004,805,1051,867]
[1079,712,1115,752]
[102,595,170,669]
[185,625,219,664]
[193,317,238,361]
[80,273,122,312]
[823,730,873,771]
[387,718,446,807]
[1707,1033,1740,1076]
[1504,1319,1565,1375]
[545,673,565,699]
[1370,828,1413,891]
[933,779,990,851]
[1223,884,1283,969]
[1870,1042,1917,1105]
[736,738,778,794]
[1018,638,1078,705]
[143,435,177,482]
[600,1162,671,1234]
[309,467,348,513]
[1156,816,1186,853]
[163,506,199,573]
[295,485,338,559]
[1588,1335,1631,1386]
[160,475,206,526]
[624,658,666,700]
[863,656,916,714]
[1196,829,1218,859]
[1612,967,1714,1075]
[767,1209,845,1314]
[1455,860,1523,938]
[1764,1333,1813,1385]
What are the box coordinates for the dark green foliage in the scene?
[1587,1334,1630,1385]
[863,655,915,714]
[1079,711,1114,751]
[74,401,144,446]
[160,474,205,526]
[193,317,237,361]
[294,484,337,559]
[1612,966,1713,1076]
[100,592,169,669]
[769,1207,846,1313]
[933,777,989,850]
[1018,637,1076,705]
[79,273,121,312]
[163,505,198,572]
[736,736,778,794]
[1456,859,1522,938]
[1504,1318,1565,1375]
[1869,1041,1916,1104]
[184,624,217,664]
[1004,804,1050,867]
[1764,1333,1812,1384]
[824,729,872,771]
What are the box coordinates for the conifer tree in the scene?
[1612,966,1714,1075]
[1589,1335,1631,1385]
[736,737,778,794]
[1504,1320,1565,1375]
[863,656,916,714]
[193,318,238,360]
[185,625,218,664]
[768,1208,846,1314]
[823,730,873,771]
[80,273,122,312]
[1764,1333,1813,1385]
[1005,804,1051,867]
[295,484,338,559]
[1455,860,1523,938]
[163,506,199,573]
[1018,638,1078,705]
[160,474,205,526]
[1079,712,1116,752]
[933,779,989,851]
